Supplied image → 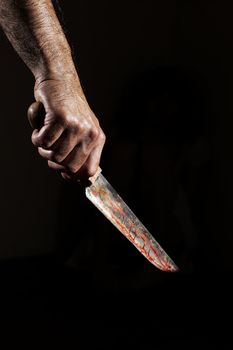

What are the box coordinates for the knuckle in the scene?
[67,164,78,174]
[50,111,72,129]
[80,163,97,178]
[99,130,106,144]
[62,114,80,132]
[31,134,38,147]
[68,120,79,133]
[88,126,100,142]
[85,166,96,178]
[52,152,63,163]
[76,122,85,134]
[47,160,54,169]
[40,136,51,149]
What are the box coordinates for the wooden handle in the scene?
[27,100,102,183]
[27,101,45,130]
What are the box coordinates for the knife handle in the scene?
[27,100,45,130]
[27,101,102,182]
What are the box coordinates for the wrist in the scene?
[33,47,78,84]
[34,64,86,104]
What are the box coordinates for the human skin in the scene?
[0,0,105,180]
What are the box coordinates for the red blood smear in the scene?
[90,185,174,271]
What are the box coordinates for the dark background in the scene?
[0,0,232,348]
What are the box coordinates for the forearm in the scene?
[0,0,77,82]
[0,0,105,179]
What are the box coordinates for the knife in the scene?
[27,101,179,272]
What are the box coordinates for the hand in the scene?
[31,74,106,180]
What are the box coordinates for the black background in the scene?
[0,0,232,348]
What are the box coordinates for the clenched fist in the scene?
[30,75,106,180]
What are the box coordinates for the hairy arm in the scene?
[0,0,105,179]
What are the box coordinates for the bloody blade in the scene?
[86,170,179,272]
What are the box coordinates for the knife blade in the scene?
[28,101,179,272]
[86,168,179,272]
